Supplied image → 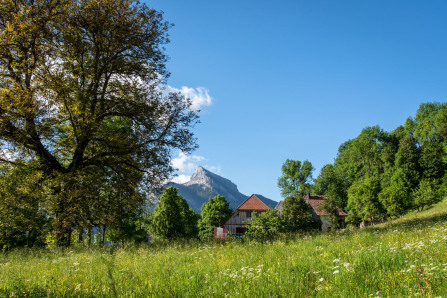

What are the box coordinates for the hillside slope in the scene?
[1,199,446,296]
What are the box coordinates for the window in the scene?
[247,212,252,219]
[236,227,247,234]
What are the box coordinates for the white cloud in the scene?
[169,151,222,184]
[171,174,192,184]
[168,86,213,111]
[171,151,206,172]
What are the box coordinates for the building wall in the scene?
[320,215,333,232]
[225,211,259,234]
[320,215,346,231]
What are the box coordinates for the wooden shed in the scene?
[222,194,270,235]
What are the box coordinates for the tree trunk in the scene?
[101,225,107,246]
[78,229,84,243]
[54,219,72,247]
[87,227,92,246]
[53,197,73,247]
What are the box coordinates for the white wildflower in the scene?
[333,270,339,274]
[343,263,354,272]
[318,278,324,282]
[333,259,340,263]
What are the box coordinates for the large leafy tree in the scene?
[378,169,412,217]
[347,177,384,224]
[150,187,198,239]
[278,159,314,198]
[198,195,232,240]
[313,164,349,210]
[335,126,388,182]
[394,135,420,187]
[0,0,198,246]
[412,179,442,212]
[411,102,447,144]
[281,195,319,232]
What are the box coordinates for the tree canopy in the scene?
[278,159,314,198]
[150,187,199,239]
[312,102,447,224]
[198,195,232,240]
[0,0,198,246]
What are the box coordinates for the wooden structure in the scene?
[303,195,347,231]
[221,194,270,236]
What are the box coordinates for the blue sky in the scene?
[147,0,447,202]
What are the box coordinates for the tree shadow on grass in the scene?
[364,211,447,234]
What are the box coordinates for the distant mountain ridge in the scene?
[168,166,278,213]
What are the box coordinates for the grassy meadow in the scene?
[1,200,447,297]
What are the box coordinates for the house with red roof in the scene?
[221,194,270,235]
[275,195,347,232]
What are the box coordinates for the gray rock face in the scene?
[168,166,277,213]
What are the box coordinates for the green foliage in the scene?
[378,169,412,217]
[419,141,446,180]
[412,102,447,144]
[278,159,314,198]
[0,0,198,246]
[379,184,408,218]
[0,165,50,250]
[150,187,198,239]
[106,209,149,245]
[347,177,383,223]
[412,179,443,212]
[178,197,200,239]
[318,103,447,223]
[198,195,232,240]
[393,135,420,188]
[313,164,348,210]
[246,196,319,241]
[335,126,387,181]
[282,196,320,232]
[245,209,284,241]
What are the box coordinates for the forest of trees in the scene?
[312,102,446,224]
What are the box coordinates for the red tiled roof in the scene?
[236,194,270,211]
[303,195,348,216]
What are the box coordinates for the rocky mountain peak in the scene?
[185,166,238,192]
[187,166,209,184]
[169,166,278,212]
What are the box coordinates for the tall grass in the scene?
[1,200,447,297]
